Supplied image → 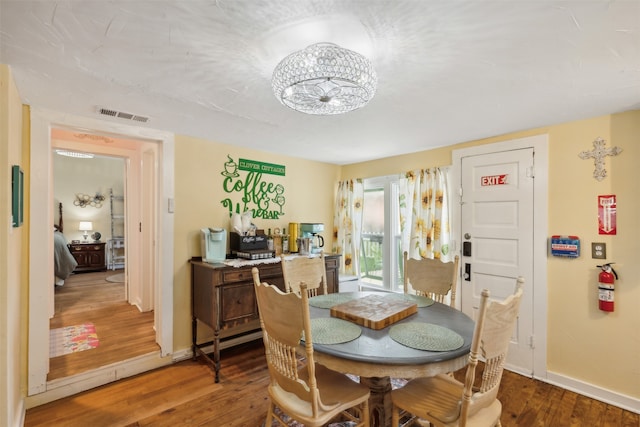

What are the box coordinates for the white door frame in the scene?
[28,108,174,395]
[451,135,548,380]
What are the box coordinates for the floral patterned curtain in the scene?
[399,168,452,262]
[332,179,364,276]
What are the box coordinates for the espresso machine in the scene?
[300,223,324,254]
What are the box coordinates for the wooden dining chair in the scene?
[251,267,370,427]
[280,252,328,297]
[403,252,460,307]
[391,277,525,427]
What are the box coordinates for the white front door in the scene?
[460,147,535,375]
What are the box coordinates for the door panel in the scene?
[461,148,534,374]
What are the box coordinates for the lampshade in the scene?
[78,221,93,231]
[272,42,377,115]
[79,221,92,241]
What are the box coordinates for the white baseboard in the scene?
[546,371,640,414]
[25,352,172,409]
[172,347,193,362]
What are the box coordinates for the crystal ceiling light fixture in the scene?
[272,42,377,115]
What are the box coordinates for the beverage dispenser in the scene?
[201,228,227,263]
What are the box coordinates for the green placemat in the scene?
[302,318,362,345]
[389,322,464,351]
[384,293,435,307]
[308,293,357,309]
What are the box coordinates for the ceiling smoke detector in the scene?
[97,107,150,123]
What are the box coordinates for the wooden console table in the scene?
[190,254,340,382]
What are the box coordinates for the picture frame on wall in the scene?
[12,165,24,227]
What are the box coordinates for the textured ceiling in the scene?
[1,1,639,165]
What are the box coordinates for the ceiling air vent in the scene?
[97,107,149,123]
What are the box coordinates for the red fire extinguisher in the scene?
[597,263,618,312]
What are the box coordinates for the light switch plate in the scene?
[592,242,606,259]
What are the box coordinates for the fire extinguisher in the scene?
[597,263,618,312]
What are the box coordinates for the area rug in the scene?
[49,323,99,357]
[259,378,409,426]
[262,408,357,427]
[106,273,125,283]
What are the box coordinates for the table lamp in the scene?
[79,221,92,242]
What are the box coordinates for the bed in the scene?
[54,203,78,285]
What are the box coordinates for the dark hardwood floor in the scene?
[49,270,158,380]
[27,338,639,427]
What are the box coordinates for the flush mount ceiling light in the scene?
[55,150,94,159]
[272,42,377,115]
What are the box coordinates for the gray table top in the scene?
[309,291,475,365]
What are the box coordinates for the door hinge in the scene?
[529,335,535,349]
[526,166,535,178]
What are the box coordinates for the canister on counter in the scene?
[289,222,299,253]
[273,235,282,255]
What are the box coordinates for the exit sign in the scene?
[481,174,508,186]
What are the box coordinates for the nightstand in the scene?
[70,242,106,272]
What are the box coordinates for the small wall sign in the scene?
[598,195,616,235]
[480,174,508,186]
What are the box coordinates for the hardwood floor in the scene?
[49,270,158,381]
[26,339,638,427]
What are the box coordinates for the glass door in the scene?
[360,176,402,291]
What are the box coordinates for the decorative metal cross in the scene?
[578,137,622,181]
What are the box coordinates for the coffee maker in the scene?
[300,223,324,254]
[201,228,227,263]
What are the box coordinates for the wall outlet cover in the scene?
[591,242,606,259]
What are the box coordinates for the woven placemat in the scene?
[389,322,464,351]
[308,293,357,309]
[383,293,434,307]
[302,318,362,345]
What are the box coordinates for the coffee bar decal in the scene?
[220,155,286,219]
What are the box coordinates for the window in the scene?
[360,175,402,291]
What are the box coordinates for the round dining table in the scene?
[308,291,475,427]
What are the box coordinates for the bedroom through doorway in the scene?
[48,133,157,381]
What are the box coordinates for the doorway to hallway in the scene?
[28,109,175,401]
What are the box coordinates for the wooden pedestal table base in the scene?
[359,376,393,427]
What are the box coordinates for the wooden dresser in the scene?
[190,253,340,382]
[70,242,106,272]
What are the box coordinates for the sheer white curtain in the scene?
[399,167,452,262]
[332,179,364,276]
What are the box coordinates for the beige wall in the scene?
[172,134,341,348]
[342,110,640,399]
[1,65,26,427]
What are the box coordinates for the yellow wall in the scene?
[342,110,640,399]
[546,111,639,398]
[172,134,341,349]
[0,64,26,427]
